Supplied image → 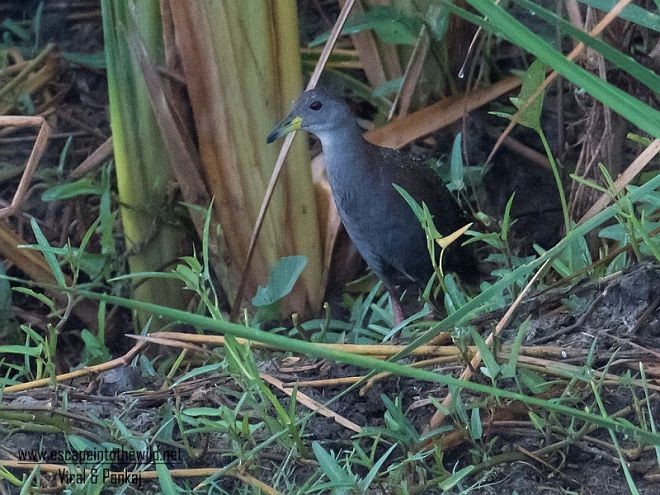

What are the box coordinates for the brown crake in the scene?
[268,88,477,324]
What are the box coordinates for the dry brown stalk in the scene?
[230,0,358,321]
[260,372,362,433]
[133,331,588,361]
[69,137,113,178]
[367,75,522,149]
[2,341,146,393]
[578,139,660,223]
[0,116,51,220]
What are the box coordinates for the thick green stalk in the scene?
[101,0,188,324]
[166,1,324,316]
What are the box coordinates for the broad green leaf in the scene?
[252,255,308,307]
[448,133,464,191]
[470,408,483,440]
[513,60,546,130]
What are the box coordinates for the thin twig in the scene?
[2,341,146,393]
[578,139,660,224]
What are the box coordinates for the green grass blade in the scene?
[577,0,660,31]
[513,0,660,93]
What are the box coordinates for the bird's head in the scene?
[267,88,356,143]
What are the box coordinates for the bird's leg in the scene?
[386,285,405,326]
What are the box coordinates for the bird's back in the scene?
[336,140,477,288]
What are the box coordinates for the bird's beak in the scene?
[267,114,303,143]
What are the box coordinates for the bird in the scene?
[267,88,477,326]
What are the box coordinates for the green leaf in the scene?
[13,287,56,313]
[182,407,223,417]
[470,408,483,440]
[426,2,451,40]
[252,256,308,307]
[0,262,13,321]
[18,244,108,279]
[372,77,403,98]
[519,368,552,394]
[172,362,223,387]
[61,51,107,69]
[80,329,111,365]
[99,165,115,255]
[359,444,397,492]
[451,387,469,424]
[394,184,439,238]
[1,18,30,41]
[0,344,42,357]
[41,177,102,201]
[29,218,66,287]
[513,60,546,131]
[67,435,102,453]
[310,6,423,47]
[470,328,500,380]
[448,133,464,191]
[112,417,147,452]
[156,455,178,495]
[312,442,356,486]
[501,317,530,378]
[437,465,476,490]
[501,192,516,242]
[529,411,546,431]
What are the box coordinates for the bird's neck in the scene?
[315,123,373,185]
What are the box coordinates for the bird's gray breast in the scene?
[326,156,427,281]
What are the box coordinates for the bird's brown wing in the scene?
[367,145,476,285]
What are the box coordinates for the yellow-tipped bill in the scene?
[267,115,303,143]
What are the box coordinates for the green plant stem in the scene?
[539,128,571,236]
[629,212,660,261]
[622,213,644,262]
[69,284,660,445]
[591,380,640,495]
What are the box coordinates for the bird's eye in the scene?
[310,101,322,111]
